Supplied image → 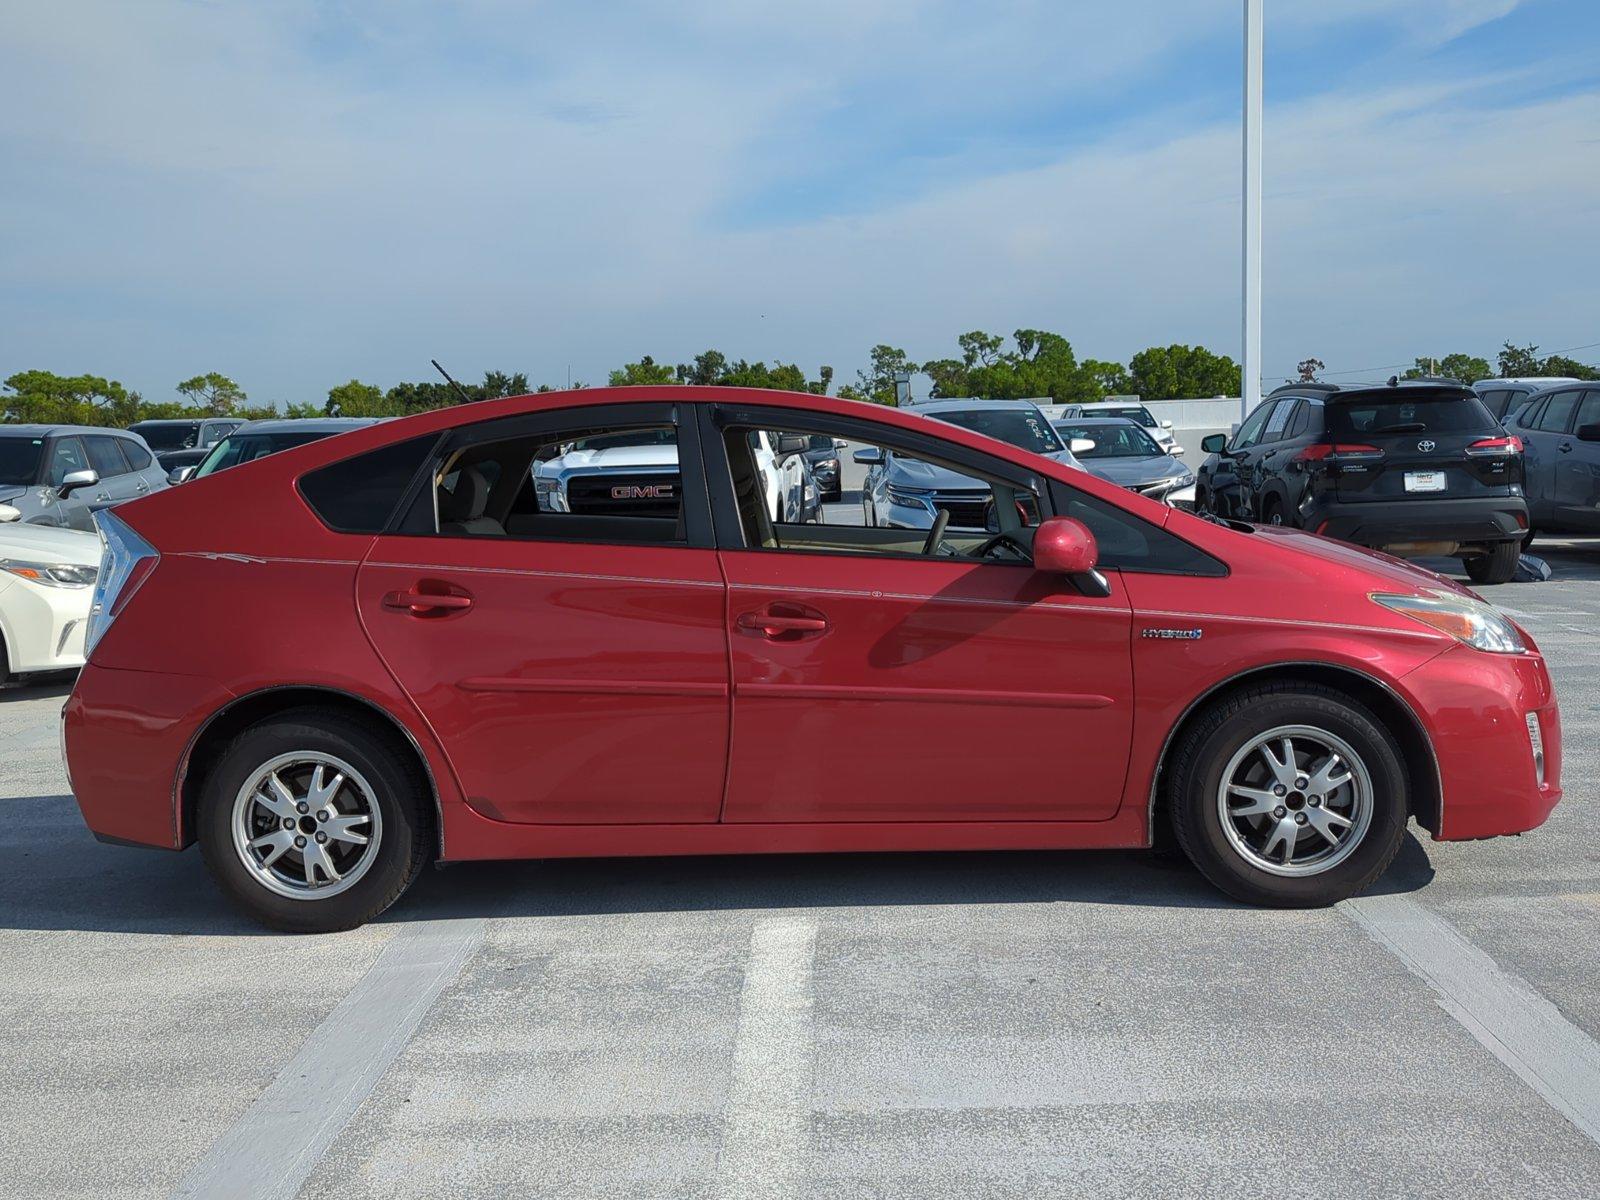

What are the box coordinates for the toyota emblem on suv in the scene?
[1417,439,1436,452]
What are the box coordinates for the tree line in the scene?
[3,335,1589,428]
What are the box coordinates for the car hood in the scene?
[1248,523,1477,598]
[540,445,679,473]
[0,522,100,566]
[888,449,1079,490]
[1084,456,1187,487]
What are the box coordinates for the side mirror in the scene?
[833,437,848,450]
[1160,419,1174,429]
[1032,516,1110,596]
[1171,445,1186,457]
[0,504,20,523]
[773,434,807,456]
[1200,433,1228,454]
[853,446,883,465]
[1069,438,1096,456]
[57,468,99,498]
[1578,423,1600,443]
[168,466,197,484]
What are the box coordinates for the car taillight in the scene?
[1293,443,1384,464]
[84,510,159,660]
[1466,436,1523,455]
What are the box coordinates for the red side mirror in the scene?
[1033,516,1099,575]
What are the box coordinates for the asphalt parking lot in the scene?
[3,529,1599,1198]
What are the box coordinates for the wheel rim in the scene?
[1215,724,1374,877]
[230,752,383,901]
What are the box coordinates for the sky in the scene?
[2,0,1598,406]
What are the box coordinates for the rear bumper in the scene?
[1307,495,1527,548]
[1403,644,1561,840]
[63,663,232,850]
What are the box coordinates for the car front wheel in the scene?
[1169,683,1408,907]
[197,707,431,932]
[1465,541,1519,585]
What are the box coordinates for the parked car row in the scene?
[61,384,1562,931]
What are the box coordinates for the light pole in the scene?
[1242,0,1263,422]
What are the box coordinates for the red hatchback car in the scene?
[64,388,1562,931]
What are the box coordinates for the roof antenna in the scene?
[431,359,473,404]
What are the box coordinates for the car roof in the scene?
[1473,377,1583,388]
[128,417,226,426]
[1079,401,1148,409]
[1268,380,1476,404]
[908,397,1048,414]
[224,418,383,434]
[0,424,142,437]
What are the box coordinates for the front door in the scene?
[1553,389,1600,534]
[356,403,731,825]
[705,407,1134,824]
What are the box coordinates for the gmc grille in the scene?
[566,473,681,517]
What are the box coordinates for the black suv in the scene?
[1196,381,1528,583]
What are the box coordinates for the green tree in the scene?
[1127,344,1242,400]
[1401,353,1492,383]
[1,370,141,426]
[852,345,916,405]
[1495,342,1599,381]
[609,356,678,387]
[325,379,396,418]
[177,372,246,415]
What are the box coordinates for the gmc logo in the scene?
[611,484,673,500]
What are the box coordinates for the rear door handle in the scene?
[736,607,829,639]
[1559,442,1574,453]
[383,588,474,615]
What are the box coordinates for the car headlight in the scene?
[1,559,98,589]
[1175,470,1195,487]
[1371,591,1526,653]
[886,484,934,507]
[534,476,557,494]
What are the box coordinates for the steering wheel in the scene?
[971,531,1029,561]
[921,508,950,556]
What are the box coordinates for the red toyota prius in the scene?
[63,388,1562,931]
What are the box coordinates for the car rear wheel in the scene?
[1522,526,1537,551]
[1464,540,1519,585]
[1169,684,1408,907]
[197,708,431,932]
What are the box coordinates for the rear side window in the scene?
[85,436,130,478]
[1328,396,1496,439]
[1533,391,1579,433]
[1285,399,1320,439]
[1574,391,1600,435]
[121,440,153,470]
[299,435,438,533]
[1263,399,1296,440]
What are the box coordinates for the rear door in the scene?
[1326,390,1517,505]
[352,403,733,826]
[1553,390,1600,533]
[1518,390,1580,525]
[84,435,140,506]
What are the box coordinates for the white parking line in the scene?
[1345,894,1600,1146]
[169,917,485,1200]
[713,915,818,1198]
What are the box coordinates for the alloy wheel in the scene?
[230,751,383,900]
[1215,724,1373,877]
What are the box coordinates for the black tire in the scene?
[197,707,431,932]
[1522,526,1537,551]
[1259,495,1285,526]
[1465,540,1519,585]
[1169,683,1408,908]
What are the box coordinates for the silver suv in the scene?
[0,425,168,531]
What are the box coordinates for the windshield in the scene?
[130,422,202,451]
[0,438,45,487]
[195,431,329,477]
[1095,406,1157,428]
[1055,423,1163,458]
[1329,397,1496,438]
[933,409,1063,454]
[573,429,675,452]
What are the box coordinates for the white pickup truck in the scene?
[533,429,818,523]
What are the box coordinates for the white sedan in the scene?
[0,515,99,678]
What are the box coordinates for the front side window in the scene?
[47,438,89,485]
[1232,401,1277,448]
[1533,391,1580,434]
[721,419,1043,563]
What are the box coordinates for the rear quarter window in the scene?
[298,434,439,533]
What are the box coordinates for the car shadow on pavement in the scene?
[0,792,1436,936]
[0,674,75,703]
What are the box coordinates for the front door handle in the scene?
[383,587,474,616]
[736,606,829,639]
[1559,442,1573,453]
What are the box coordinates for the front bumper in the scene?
[1307,495,1527,549]
[0,574,92,674]
[1403,642,1561,840]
